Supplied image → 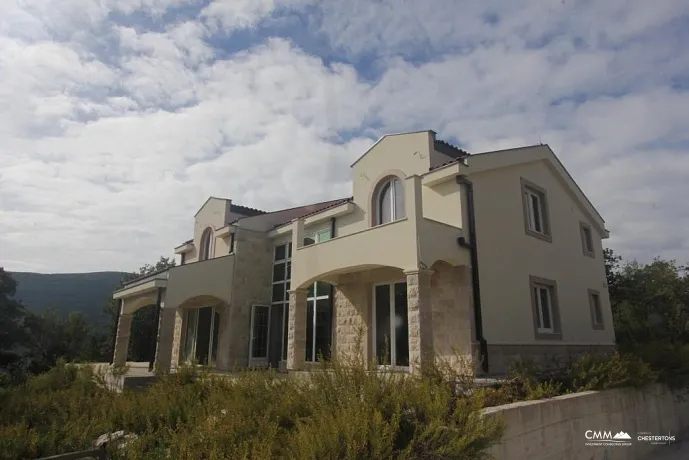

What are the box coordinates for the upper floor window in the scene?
[580,222,595,257]
[200,227,213,261]
[521,178,551,242]
[376,177,405,225]
[303,228,332,246]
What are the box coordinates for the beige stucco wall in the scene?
[468,152,615,346]
[483,384,689,460]
[166,255,235,309]
[422,179,464,229]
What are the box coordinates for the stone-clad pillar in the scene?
[405,269,434,373]
[170,309,184,369]
[113,313,133,367]
[153,307,177,373]
[287,288,308,370]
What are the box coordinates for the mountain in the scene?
[9,271,128,326]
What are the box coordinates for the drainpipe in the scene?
[111,299,122,365]
[330,217,336,238]
[455,175,489,374]
[148,287,163,372]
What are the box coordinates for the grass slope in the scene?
[9,271,127,325]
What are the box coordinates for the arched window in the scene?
[200,228,213,261]
[376,177,405,225]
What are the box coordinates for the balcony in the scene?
[166,255,235,309]
[292,218,418,288]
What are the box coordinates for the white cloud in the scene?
[0,0,688,273]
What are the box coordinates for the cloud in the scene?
[0,0,688,273]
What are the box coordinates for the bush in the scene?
[0,358,505,460]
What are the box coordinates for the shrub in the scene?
[567,352,657,391]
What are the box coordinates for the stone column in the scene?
[170,308,184,369]
[113,313,133,367]
[286,288,308,370]
[153,308,176,373]
[405,269,434,373]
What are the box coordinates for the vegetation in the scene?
[0,257,175,384]
[0,359,505,460]
[1,248,689,458]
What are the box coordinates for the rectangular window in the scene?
[529,276,562,340]
[580,222,595,257]
[271,242,292,361]
[589,290,604,329]
[303,228,332,247]
[305,281,333,363]
[250,305,270,359]
[521,178,551,242]
[374,282,409,367]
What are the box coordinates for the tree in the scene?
[0,268,29,371]
[606,250,689,350]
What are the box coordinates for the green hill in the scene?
[9,271,128,326]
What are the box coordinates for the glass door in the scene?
[374,282,409,367]
[182,306,220,366]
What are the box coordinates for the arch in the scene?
[177,294,225,310]
[122,295,158,315]
[372,174,405,226]
[295,263,408,291]
[199,227,213,261]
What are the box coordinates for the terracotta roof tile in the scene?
[273,197,353,230]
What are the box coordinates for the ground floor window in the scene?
[182,306,220,366]
[250,305,270,359]
[306,281,333,362]
[374,282,409,367]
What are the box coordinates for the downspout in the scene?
[148,287,163,372]
[330,217,336,238]
[111,299,122,365]
[455,174,489,374]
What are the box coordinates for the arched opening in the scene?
[199,227,213,261]
[375,177,405,225]
[127,304,157,363]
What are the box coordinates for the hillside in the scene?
[9,271,128,325]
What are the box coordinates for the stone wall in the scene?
[333,282,369,361]
[170,308,184,368]
[429,262,475,371]
[486,343,617,376]
[225,228,273,369]
[483,384,689,460]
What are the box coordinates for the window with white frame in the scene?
[303,228,333,362]
[376,177,405,225]
[200,227,213,260]
[373,282,409,367]
[271,242,292,361]
[533,283,554,333]
[589,290,604,329]
[250,305,270,359]
[580,222,595,257]
[521,179,551,240]
[529,276,561,339]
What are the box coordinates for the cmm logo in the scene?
[585,431,632,447]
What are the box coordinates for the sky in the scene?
[1,0,688,274]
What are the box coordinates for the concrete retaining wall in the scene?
[483,384,689,460]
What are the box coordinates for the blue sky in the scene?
[1,0,688,273]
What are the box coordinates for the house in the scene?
[111,130,616,376]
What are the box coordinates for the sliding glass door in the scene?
[182,306,220,366]
[374,282,409,367]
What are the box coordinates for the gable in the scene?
[467,145,608,237]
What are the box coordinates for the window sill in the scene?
[592,323,605,331]
[526,229,553,243]
[583,250,595,259]
[534,331,562,341]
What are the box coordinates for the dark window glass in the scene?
[394,282,409,366]
[274,244,286,261]
[305,301,314,362]
[303,236,315,246]
[286,261,291,281]
[251,306,270,358]
[375,285,391,365]
[282,304,289,360]
[539,287,551,329]
[592,294,603,324]
[314,298,332,361]
[307,283,315,299]
[272,263,286,282]
[272,283,285,302]
[288,242,292,258]
[531,194,542,233]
